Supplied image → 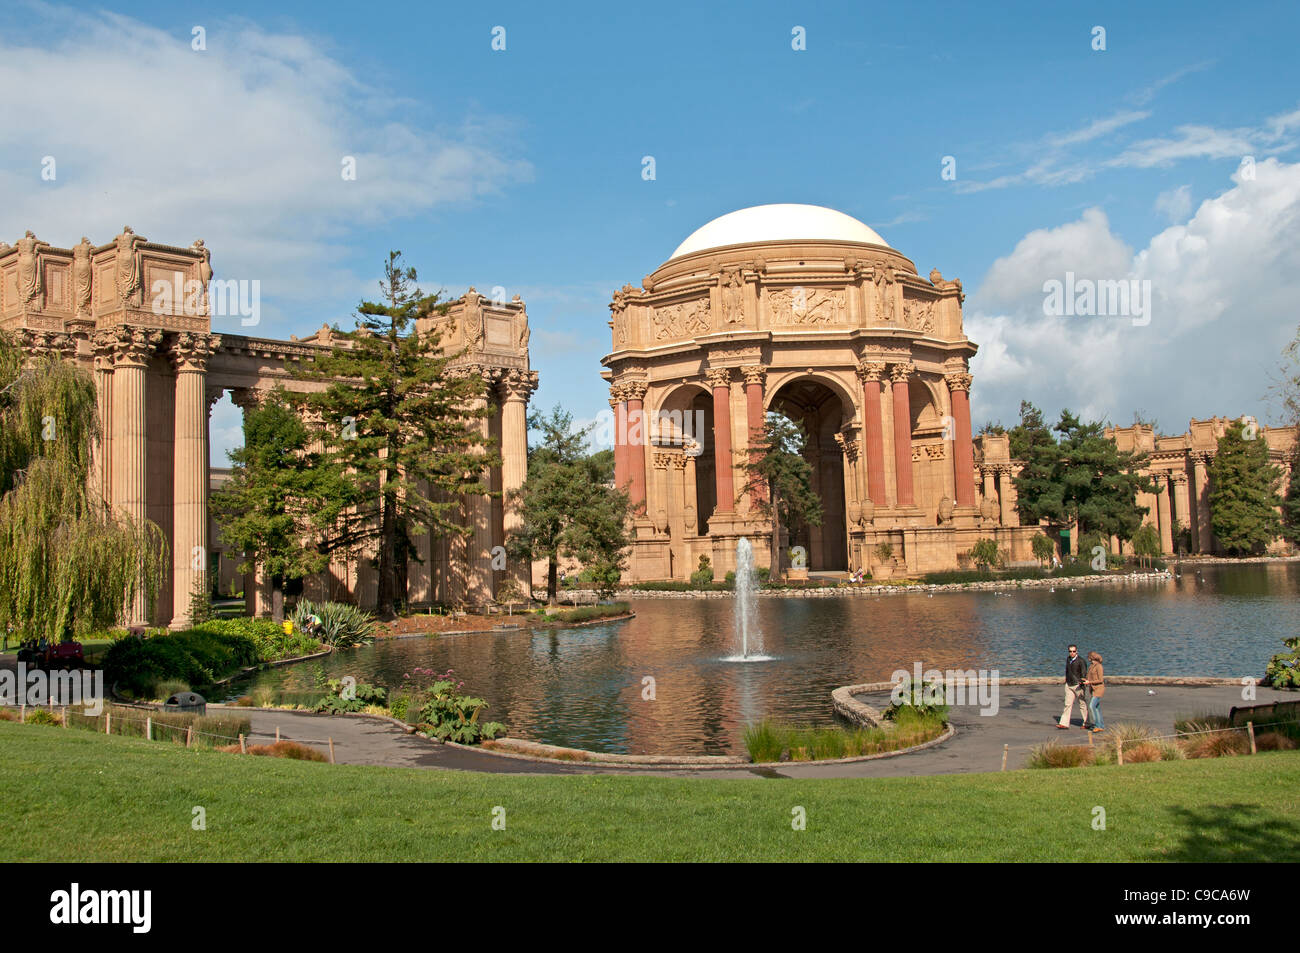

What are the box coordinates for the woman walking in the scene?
[1084,651,1105,733]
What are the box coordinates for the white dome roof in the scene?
[669,204,889,260]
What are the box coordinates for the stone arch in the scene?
[652,380,716,540]
[765,373,850,572]
[909,375,943,433]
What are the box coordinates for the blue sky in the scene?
[3,0,1299,462]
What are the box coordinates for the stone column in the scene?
[91,332,115,504]
[707,367,735,513]
[501,370,536,593]
[982,468,999,523]
[997,467,1015,526]
[1171,471,1191,553]
[468,368,499,604]
[1193,453,1212,553]
[610,384,628,492]
[625,381,648,513]
[741,365,766,504]
[170,332,219,627]
[110,327,158,625]
[856,361,888,504]
[1156,476,1174,554]
[890,363,916,507]
[946,372,976,508]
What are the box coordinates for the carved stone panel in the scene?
[652,298,710,340]
[767,285,847,326]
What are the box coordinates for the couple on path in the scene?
[1059,643,1105,732]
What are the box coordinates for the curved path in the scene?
[226,681,1293,779]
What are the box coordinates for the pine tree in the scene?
[1208,420,1282,555]
[0,333,166,640]
[210,389,350,621]
[1008,401,1057,525]
[736,413,823,579]
[295,252,496,617]
[1013,408,1156,546]
[507,406,630,604]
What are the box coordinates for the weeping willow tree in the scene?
[0,333,166,641]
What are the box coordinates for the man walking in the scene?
[1058,644,1089,729]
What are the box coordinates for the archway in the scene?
[768,377,848,571]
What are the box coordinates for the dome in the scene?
[669,204,889,260]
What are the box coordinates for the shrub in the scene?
[970,538,1000,570]
[314,678,387,714]
[102,628,260,697]
[292,599,377,649]
[690,554,714,586]
[1026,742,1096,769]
[418,677,505,744]
[24,708,62,727]
[742,714,946,763]
[1255,731,1298,751]
[1264,635,1300,688]
[756,566,771,583]
[152,679,191,701]
[1183,730,1250,759]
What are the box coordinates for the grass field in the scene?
[3,720,1298,861]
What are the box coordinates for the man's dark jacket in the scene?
[1065,654,1087,686]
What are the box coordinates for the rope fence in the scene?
[7,704,338,763]
[999,718,1295,769]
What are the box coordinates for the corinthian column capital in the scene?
[171,331,221,373]
[110,326,163,368]
[945,372,973,393]
[501,367,539,402]
[740,364,766,387]
[889,361,915,384]
[705,367,732,390]
[856,360,888,383]
[623,380,648,402]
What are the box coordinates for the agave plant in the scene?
[292,599,377,648]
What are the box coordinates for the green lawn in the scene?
[3,720,1297,861]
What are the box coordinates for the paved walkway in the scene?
[228,682,1294,780]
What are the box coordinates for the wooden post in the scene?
[1247,721,1257,754]
[1087,730,1093,747]
[19,704,25,724]
[275,725,280,742]
[1116,738,1123,765]
[61,706,68,728]
[186,724,193,748]
[105,711,110,735]
[328,737,335,764]
[239,733,247,754]
[1000,744,1008,771]
[146,716,152,741]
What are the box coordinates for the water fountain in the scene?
[727,537,769,661]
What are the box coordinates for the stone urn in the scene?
[847,501,862,526]
[938,496,954,524]
[860,499,874,525]
[654,508,669,534]
[684,505,697,535]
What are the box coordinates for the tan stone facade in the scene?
[601,207,1042,581]
[1,229,535,625]
[1106,418,1295,555]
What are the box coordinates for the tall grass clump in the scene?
[292,599,377,648]
[743,712,946,763]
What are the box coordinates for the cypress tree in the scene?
[1208,420,1282,555]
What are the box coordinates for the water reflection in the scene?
[235,563,1300,755]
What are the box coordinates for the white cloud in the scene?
[0,8,532,328]
[1154,185,1193,223]
[968,159,1300,431]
